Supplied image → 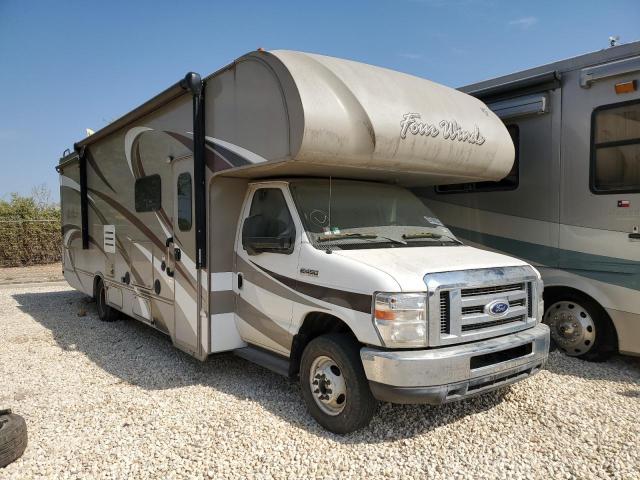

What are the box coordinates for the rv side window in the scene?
[435,125,520,193]
[135,174,162,212]
[177,173,192,231]
[591,100,640,194]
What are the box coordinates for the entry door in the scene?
[560,65,640,289]
[170,157,199,355]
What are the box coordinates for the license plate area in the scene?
[470,342,533,370]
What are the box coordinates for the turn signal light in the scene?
[615,80,637,95]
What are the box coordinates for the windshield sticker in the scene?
[424,216,443,227]
[310,209,328,226]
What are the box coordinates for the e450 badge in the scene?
[300,268,319,277]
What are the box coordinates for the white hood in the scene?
[333,246,532,291]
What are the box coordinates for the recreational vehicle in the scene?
[57,50,549,433]
[418,41,640,362]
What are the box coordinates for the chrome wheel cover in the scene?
[544,301,596,356]
[309,355,347,416]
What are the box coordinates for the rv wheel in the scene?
[0,410,28,468]
[95,278,119,322]
[543,291,617,362]
[300,333,377,434]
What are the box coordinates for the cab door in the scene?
[559,60,640,293]
[234,183,300,355]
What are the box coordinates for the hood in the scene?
[333,245,532,291]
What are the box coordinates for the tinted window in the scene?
[177,173,192,231]
[248,188,295,238]
[135,175,161,212]
[435,125,520,193]
[591,100,640,193]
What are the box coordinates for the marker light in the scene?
[373,292,428,348]
[615,80,637,95]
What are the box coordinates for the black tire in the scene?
[95,278,119,322]
[544,290,617,362]
[0,411,28,468]
[300,333,378,434]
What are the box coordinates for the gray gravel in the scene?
[1,283,639,479]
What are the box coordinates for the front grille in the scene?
[461,315,525,332]
[462,305,484,315]
[440,291,450,334]
[461,283,524,297]
[425,267,539,347]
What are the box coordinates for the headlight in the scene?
[373,292,427,348]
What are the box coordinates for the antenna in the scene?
[609,35,620,48]
[328,176,332,233]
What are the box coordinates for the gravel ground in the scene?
[1,283,639,480]
[0,263,63,285]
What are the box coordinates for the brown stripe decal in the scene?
[236,296,292,349]
[88,187,196,292]
[250,262,372,314]
[86,150,117,194]
[165,132,236,173]
[236,256,325,309]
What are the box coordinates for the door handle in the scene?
[174,247,181,261]
[237,273,243,289]
[629,233,640,240]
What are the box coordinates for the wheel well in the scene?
[288,312,357,378]
[543,285,618,350]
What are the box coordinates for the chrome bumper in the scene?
[361,323,550,404]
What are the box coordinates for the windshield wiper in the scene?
[402,232,463,245]
[402,232,442,240]
[317,233,378,242]
[317,232,406,245]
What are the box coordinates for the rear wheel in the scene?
[95,278,119,322]
[300,334,377,434]
[544,291,616,362]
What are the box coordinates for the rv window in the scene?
[134,175,162,212]
[177,173,192,231]
[591,100,640,194]
[248,188,295,238]
[435,125,520,193]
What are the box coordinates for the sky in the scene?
[0,0,638,203]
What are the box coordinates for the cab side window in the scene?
[591,100,640,194]
[244,188,296,253]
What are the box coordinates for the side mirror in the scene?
[242,215,293,255]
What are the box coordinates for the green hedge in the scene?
[0,193,61,267]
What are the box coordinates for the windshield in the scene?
[289,179,461,250]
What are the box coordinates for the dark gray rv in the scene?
[418,41,640,362]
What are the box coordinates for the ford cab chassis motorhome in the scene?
[57,50,549,433]
[418,41,640,362]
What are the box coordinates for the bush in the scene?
[0,188,61,267]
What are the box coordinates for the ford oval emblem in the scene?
[486,300,509,317]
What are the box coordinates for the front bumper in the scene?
[361,323,549,404]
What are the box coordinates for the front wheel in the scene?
[543,291,617,362]
[300,334,377,434]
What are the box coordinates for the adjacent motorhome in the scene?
[418,41,640,361]
[57,50,549,433]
